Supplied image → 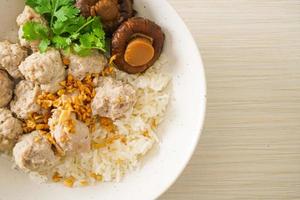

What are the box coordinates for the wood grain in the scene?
[160,0,300,199]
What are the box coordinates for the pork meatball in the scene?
[10,80,41,119]
[16,6,47,51]
[13,131,57,173]
[92,77,137,120]
[0,41,27,79]
[0,70,13,108]
[0,108,23,152]
[19,49,66,93]
[66,51,107,80]
[49,109,91,155]
[16,6,46,26]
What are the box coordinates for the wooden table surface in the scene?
[160,0,300,199]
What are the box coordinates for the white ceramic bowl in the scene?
[0,0,206,199]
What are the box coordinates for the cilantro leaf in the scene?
[26,0,52,14]
[22,21,50,41]
[54,0,74,8]
[25,0,39,7]
[54,5,79,22]
[73,44,92,56]
[52,35,72,49]
[39,39,50,52]
[53,16,86,35]
[24,0,106,56]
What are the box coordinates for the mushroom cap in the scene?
[111,17,165,74]
[75,0,135,34]
[76,0,99,17]
[119,0,135,21]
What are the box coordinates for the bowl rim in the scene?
[155,1,207,199]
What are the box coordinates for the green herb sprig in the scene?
[23,0,106,56]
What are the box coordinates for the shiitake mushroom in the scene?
[111,17,165,74]
[75,0,98,17]
[119,0,135,21]
[75,0,135,34]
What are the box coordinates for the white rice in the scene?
[37,56,171,186]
